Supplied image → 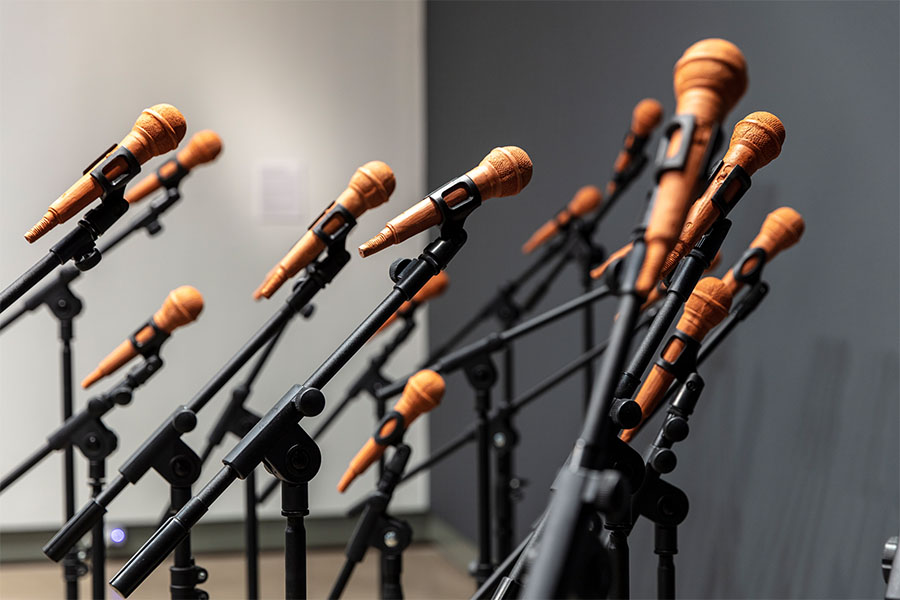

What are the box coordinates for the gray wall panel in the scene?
[426,1,899,597]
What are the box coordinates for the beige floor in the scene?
[0,544,474,599]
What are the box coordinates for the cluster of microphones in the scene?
[0,36,806,600]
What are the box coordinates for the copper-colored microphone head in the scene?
[253,161,395,299]
[632,98,665,137]
[337,370,445,492]
[522,185,602,254]
[176,130,223,170]
[153,285,205,332]
[722,111,785,175]
[81,285,204,389]
[467,146,533,200]
[677,276,732,340]
[673,38,748,121]
[358,147,532,257]
[25,104,187,242]
[722,207,805,296]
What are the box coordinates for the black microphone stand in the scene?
[0,162,191,599]
[42,203,360,598]
[329,429,415,600]
[110,174,484,599]
[0,354,164,599]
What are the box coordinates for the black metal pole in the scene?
[245,470,260,600]
[0,253,60,313]
[655,524,677,600]
[60,318,81,600]
[474,387,494,586]
[283,482,309,600]
[89,459,106,600]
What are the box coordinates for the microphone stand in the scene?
[110,176,483,599]
[42,203,360,598]
[1,355,165,599]
[329,427,415,600]
[0,164,191,600]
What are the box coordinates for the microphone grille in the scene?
[632,98,664,136]
[730,111,785,170]
[482,146,533,197]
[160,285,204,331]
[354,160,396,209]
[407,369,445,412]
[137,104,187,156]
[674,38,748,115]
[568,185,603,217]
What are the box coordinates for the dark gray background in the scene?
[425,2,899,598]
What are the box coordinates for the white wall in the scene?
[0,0,427,530]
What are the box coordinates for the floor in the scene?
[0,544,474,599]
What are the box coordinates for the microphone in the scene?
[374,271,449,335]
[721,207,805,296]
[80,286,203,389]
[636,38,747,295]
[521,185,603,254]
[620,277,732,442]
[337,370,445,492]
[606,98,665,197]
[124,130,223,204]
[25,104,187,243]
[660,112,786,277]
[358,146,533,257]
[643,250,722,309]
[253,161,396,299]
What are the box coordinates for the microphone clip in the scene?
[430,175,482,237]
[128,319,170,360]
[655,330,701,383]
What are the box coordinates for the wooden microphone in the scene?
[660,112,786,278]
[637,39,748,296]
[81,286,204,389]
[125,130,223,204]
[25,104,187,243]
[721,207,805,297]
[606,98,665,197]
[253,161,396,299]
[337,370,445,492]
[521,185,602,254]
[620,277,732,442]
[374,271,449,335]
[358,146,533,257]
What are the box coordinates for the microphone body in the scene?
[254,161,396,299]
[375,271,449,334]
[337,370,445,492]
[637,39,748,295]
[81,286,203,388]
[358,146,533,257]
[25,104,187,242]
[721,207,805,296]
[606,98,664,197]
[124,130,223,204]
[522,186,602,254]
[620,277,732,442]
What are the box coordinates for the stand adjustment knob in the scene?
[610,398,642,430]
[74,249,102,271]
[650,448,677,474]
[663,416,689,442]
